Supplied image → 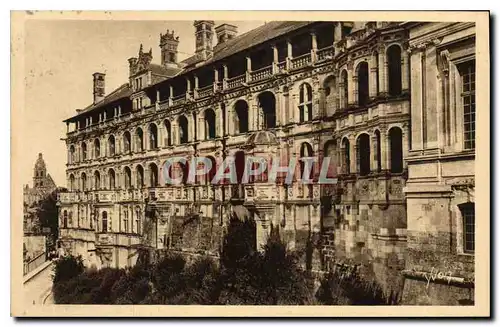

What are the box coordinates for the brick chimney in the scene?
[92,72,105,104]
[215,23,238,45]
[194,20,215,60]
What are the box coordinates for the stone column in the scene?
[216,104,223,138]
[402,46,410,93]
[272,45,278,74]
[286,39,292,70]
[310,31,317,63]
[369,53,378,98]
[380,129,389,171]
[246,56,252,83]
[378,46,388,95]
[349,135,356,174]
[402,124,409,169]
[198,114,205,140]
[370,133,378,172]
[213,68,219,90]
[347,65,355,106]
[188,115,195,142]
[171,122,178,145]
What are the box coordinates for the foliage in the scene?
[51,218,396,306]
[52,255,84,283]
[315,268,398,305]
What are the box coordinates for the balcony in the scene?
[227,75,245,89]
[172,94,186,106]
[290,53,312,70]
[250,65,273,82]
[316,46,334,61]
[197,85,214,98]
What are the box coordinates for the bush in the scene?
[315,268,398,305]
[52,255,84,284]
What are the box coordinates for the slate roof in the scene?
[66,21,313,122]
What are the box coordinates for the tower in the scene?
[33,153,46,189]
[193,20,215,60]
[215,23,238,45]
[160,30,180,66]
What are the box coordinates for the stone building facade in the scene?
[57,20,475,303]
[401,22,476,305]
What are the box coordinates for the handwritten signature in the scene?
[424,267,453,289]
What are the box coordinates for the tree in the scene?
[37,187,67,248]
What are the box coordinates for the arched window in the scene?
[69,145,76,164]
[387,45,402,96]
[234,100,249,134]
[69,174,75,191]
[323,76,337,116]
[389,127,403,173]
[81,172,87,191]
[108,135,115,156]
[136,165,144,188]
[94,139,101,158]
[102,211,108,233]
[124,167,132,189]
[258,92,276,128]
[299,142,314,180]
[123,209,129,233]
[375,130,382,172]
[298,83,313,122]
[94,171,101,190]
[108,169,116,190]
[179,115,189,144]
[356,134,371,176]
[123,131,131,153]
[357,62,369,106]
[163,120,172,146]
[135,207,141,234]
[341,70,348,108]
[323,140,337,178]
[136,128,144,151]
[148,123,158,149]
[81,142,87,161]
[149,163,158,187]
[205,156,217,185]
[63,210,68,228]
[234,151,245,184]
[204,109,216,139]
[341,138,350,174]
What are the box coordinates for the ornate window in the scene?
[298,83,313,122]
[81,173,87,191]
[123,131,131,153]
[357,62,369,106]
[459,61,476,150]
[179,115,189,144]
[163,120,172,146]
[108,169,116,190]
[102,211,108,233]
[136,128,144,151]
[389,127,403,173]
[124,167,132,189]
[234,100,249,134]
[149,163,159,187]
[69,145,76,164]
[108,135,115,156]
[123,209,129,233]
[69,174,75,191]
[81,142,87,161]
[136,165,144,188]
[356,134,371,176]
[459,202,475,253]
[387,45,402,96]
[94,171,101,190]
[63,210,68,228]
[204,109,216,139]
[149,124,158,149]
[94,139,101,158]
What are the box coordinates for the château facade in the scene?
[57,20,475,304]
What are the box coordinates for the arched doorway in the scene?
[389,127,403,173]
[357,134,371,176]
[234,100,249,134]
[258,92,276,129]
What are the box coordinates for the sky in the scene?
[22,19,265,187]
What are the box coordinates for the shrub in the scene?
[52,255,84,284]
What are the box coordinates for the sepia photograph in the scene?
[10,10,490,317]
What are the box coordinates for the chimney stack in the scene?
[215,24,238,45]
[160,30,180,67]
[194,20,215,60]
[92,72,105,104]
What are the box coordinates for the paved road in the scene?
[23,260,54,305]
